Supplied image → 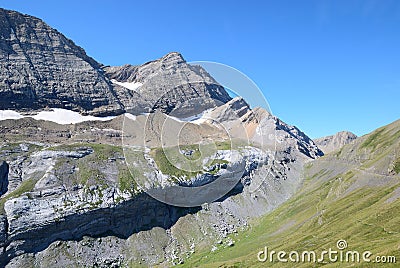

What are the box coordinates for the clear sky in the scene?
[1,0,399,138]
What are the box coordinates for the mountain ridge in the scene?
[314,130,357,154]
[0,8,231,117]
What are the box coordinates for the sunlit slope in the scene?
[182,119,400,267]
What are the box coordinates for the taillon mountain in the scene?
[0,8,399,267]
[0,8,230,117]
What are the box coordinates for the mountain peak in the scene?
[161,52,185,63]
[314,130,357,154]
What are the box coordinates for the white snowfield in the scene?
[0,109,116,125]
[167,109,213,125]
[124,113,137,121]
[0,107,209,126]
[0,110,24,120]
[111,79,143,92]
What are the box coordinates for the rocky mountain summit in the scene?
[0,8,230,117]
[314,130,357,154]
[105,52,231,117]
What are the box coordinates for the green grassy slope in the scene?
[181,120,400,267]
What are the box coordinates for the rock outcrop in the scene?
[202,97,323,159]
[0,8,123,116]
[314,131,357,154]
[0,161,8,196]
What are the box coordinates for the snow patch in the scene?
[124,113,137,121]
[0,109,115,125]
[166,109,213,125]
[0,110,24,120]
[32,109,115,124]
[111,79,143,92]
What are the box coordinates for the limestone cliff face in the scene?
[0,8,231,117]
[0,8,124,116]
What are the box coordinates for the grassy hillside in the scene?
[181,120,400,267]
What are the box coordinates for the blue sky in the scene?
[1,0,399,138]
